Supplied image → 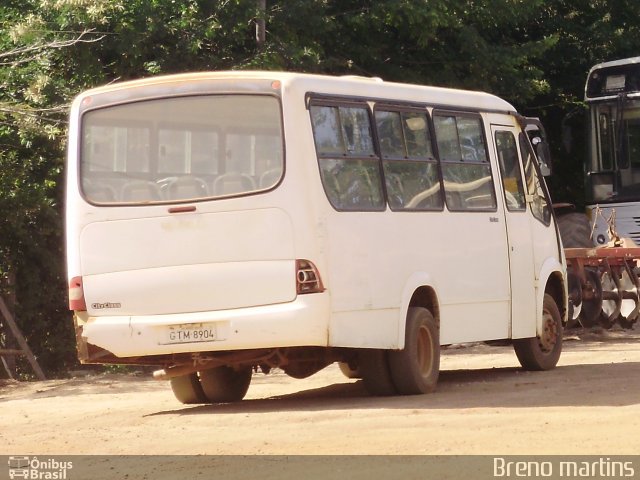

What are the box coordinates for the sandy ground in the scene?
[2,328,640,457]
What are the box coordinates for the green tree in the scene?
[0,1,119,376]
[518,1,640,205]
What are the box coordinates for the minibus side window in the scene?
[375,109,443,211]
[310,104,384,211]
[433,113,497,211]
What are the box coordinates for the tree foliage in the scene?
[2,0,640,376]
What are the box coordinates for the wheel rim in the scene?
[417,325,434,377]
[538,309,557,353]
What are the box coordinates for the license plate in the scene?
[162,323,217,344]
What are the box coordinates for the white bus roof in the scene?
[74,71,517,114]
[588,56,640,72]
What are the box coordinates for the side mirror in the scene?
[520,116,553,177]
[532,136,552,176]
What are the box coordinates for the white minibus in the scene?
[66,71,567,403]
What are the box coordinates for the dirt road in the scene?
[2,329,640,456]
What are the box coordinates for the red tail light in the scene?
[296,259,324,294]
[69,276,87,311]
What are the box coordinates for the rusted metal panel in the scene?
[564,247,640,329]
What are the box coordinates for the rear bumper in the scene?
[75,293,330,360]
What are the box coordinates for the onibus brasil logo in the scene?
[8,457,73,479]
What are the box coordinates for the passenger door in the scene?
[491,124,537,338]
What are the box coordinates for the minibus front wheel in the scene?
[513,293,563,371]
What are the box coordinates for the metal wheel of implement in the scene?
[579,268,603,327]
[617,266,638,328]
[599,266,637,329]
[198,366,252,403]
[513,294,563,371]
[388,307,440,395]
[618,315,638,330]
[170,373,208,404]
[598,269,621,329]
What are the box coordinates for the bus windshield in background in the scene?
[80,95,283,204]
[590,103,640,203]
[586,61,640,99]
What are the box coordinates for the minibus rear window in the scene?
[80,95,283,204]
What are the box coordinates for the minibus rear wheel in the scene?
[198,366,252,403]
[170,373,208,404]
[338,361,362,379]
[388,307,440,395]
[513,293,563,371]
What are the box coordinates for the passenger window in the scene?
[158,129,219,175]
[340,107,375,156]
[457,117,487,162]
[520,133,551,224]
[433,113,496,211]
[310,106,345,155]
[404,112,434,158]
[432,116,461,162]
[376,111,405,158]
[375,109,443,210]
[85,126,150,173]
[495,131,526,211]
[311,104,384,211]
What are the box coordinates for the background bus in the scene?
[553,57,640,331]
[66,72,567,404]
[583,56,640,245]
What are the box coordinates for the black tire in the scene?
[170,373,208,404]
[513,293,563,371]
[557,212,593,248]
[358,349,397,396]
[198,366,252,403]
[338,361,361,379]
[388,307,440,395]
